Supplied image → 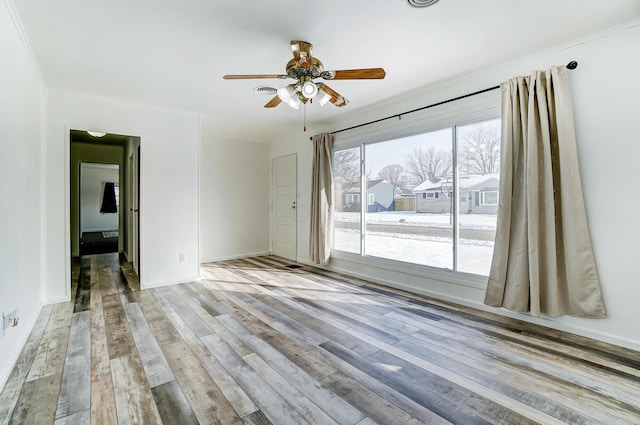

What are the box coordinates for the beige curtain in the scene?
[485,66,606,318]
[309,133,334,265]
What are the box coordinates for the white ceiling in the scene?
[14,0,640,141]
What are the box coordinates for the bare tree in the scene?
[333,148,360,191]
[377,164,406,188]
[460,123,500,175]
[403,147,452,186]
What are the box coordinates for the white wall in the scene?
[271,21,640,351]
[44,91,201,301]
[200,135,270,262]
[80,164,119,233]
[0,0,46,390]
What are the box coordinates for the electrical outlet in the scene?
[179,252,186,262]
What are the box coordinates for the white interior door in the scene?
[272,154,297,260]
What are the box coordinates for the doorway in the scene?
[70,129,141,270]
[79,163,120,255]
[272,154,297,260]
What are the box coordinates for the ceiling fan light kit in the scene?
[223,40,386,111]
[301,81,318,99]
[407,0,440,8]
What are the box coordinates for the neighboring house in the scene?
[459,174,500,214]
[342,179,397,212]
[414,174,500,214]
[413,179,452,213]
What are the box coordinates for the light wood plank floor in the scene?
[1,253,639,424]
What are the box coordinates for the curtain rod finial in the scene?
[567,61,578,70]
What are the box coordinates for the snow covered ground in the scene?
[334,211,496,276]
[335,211,497,230]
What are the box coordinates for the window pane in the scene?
[333,147,361,254]
[363,129,453,269]
[456,118,500,275]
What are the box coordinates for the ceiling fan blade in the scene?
[291,40,313,69]
[264,95,282,108]
[322,68,386,80]
[320,84,349,107]
[223,74,287,80]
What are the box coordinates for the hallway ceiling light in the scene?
[87,131,106,137]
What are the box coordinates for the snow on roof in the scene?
[413,173,500,193]
[460,173,500,190]
[413,179,443,192]
[344,179,391,193]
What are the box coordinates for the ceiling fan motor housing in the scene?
[286,58,324,80]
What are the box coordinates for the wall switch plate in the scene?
[2,310,19,332]
[179,253,185,262]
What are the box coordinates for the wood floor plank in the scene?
[152,287,258,418]
[102,293,137,359]
[110,355,163,425]
[206,277,332,349]
[90,324,118,425]
[242,410,273,425]
[321,340,493,425]
[346,327,572,425]
[124,302,175,388]
[247,288,381,357]
[137,290,183,347]
[200,332,312,425]
[243,353,340,425]
[409,326,640,423]
[73,258,91,313]
[9,373,62,425]
[98,263,118,297]
[156,286,213,337]
[25,319,69,383]
[216,314,367,425]
[163,340,243,425]
[151,380,199,425]
[54,409,90,425]
[207,295,340,382]
[369,348,538,425]
[320,371,428,425]
[55,311,91,420]
[0,303,52,424]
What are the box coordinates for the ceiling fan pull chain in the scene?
[304,102,307,132]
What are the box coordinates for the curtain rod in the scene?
[310,60,578,140]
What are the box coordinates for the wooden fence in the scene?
[394,198,415,211]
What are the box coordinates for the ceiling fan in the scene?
[223,40,386,110]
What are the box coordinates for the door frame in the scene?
[127,151,140,273]
[65,127,142,300]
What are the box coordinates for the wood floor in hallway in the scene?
[1,253,639,424]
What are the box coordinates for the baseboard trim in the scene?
[200,251,271,264]
[43,295,69,305]
[141,275,201,290]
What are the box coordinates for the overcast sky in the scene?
[364,118,499,176]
